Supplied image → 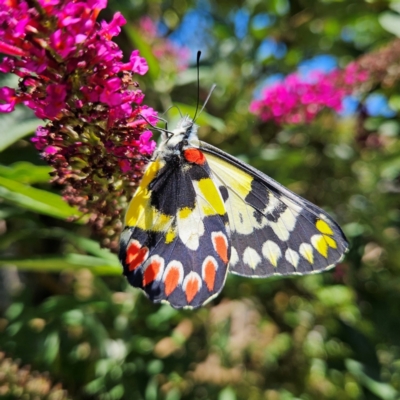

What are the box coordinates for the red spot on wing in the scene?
[143,258,162,286]
[126,241,149,271]
[212,233,228,264]
[183,148,206,165]
[185,275,200,303]
[204,259,217,291]
[164,267,180,296]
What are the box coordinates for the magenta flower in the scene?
[0,87,17,112]
[0,0,157,249]
[250,62,369,125]
[128,50,149,75]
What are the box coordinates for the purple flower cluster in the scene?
[0,0,158,249]
[250,62,369,125]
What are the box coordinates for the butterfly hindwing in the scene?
[200,142,348,278]
[119,151,230,309]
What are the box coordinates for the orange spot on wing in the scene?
[213,234,228,263]
[143,259,162,286]
[183,148,206,165]
[164,267,180,296]
[204,259,216,291]
[185,277,199,303]
[126,241,149,271]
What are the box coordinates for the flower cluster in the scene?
[250,62,369,125]
[0,352,69,399]
[0,0,157,249]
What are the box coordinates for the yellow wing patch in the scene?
[312,219,338,257]
[125,159,173,232]
[204,154,253,198]
[196,178,226,216]
[316,219,334,235]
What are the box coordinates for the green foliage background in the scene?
[1,0,400,399]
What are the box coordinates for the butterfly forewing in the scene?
[200,142,348,278]
[119,152,231,309]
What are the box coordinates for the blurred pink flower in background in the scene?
[139,16,190,73]
[250,62,369,125]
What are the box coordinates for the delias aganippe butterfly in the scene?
[118,116,348,309]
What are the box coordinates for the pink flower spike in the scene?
[139,130,156,154]
[50,29,76,58]
[38,0,60,6]
[119,159,132,173]
[100,78,123,106]
[35,127,50,137]
[75,34,87,44]
[0,87,17,113]
[100,12,126,39]
[139,106,158,124]
[129,50,149,75]
[43,84,67,118]
[44,145,60,155]
[0,40,27,57]
[87,0,108,19]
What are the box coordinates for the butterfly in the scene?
[119,116,348,309]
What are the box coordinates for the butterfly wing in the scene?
[119,155,230,309]
[199,141,348,277]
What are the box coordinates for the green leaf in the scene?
[0,162,53,184]
[0,119,41,151]
[346,359,398,400]
[170,103,225,132]
[65,235,118,262]
[0,176,83,220]
[379,11,400,37]
[0,253,120,275]
[124,26,160,82]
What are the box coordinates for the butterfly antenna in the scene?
[156,115,169,131]
[163,104,183,118]
[192,50,202,123]
[196,83,216,120]
[139,113,172,136]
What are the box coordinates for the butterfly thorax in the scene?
[157,116,200,160]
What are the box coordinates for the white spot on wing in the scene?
[243,247,262,269]
[280,196,303,213]
[230,247,239,266]
[262,194,281,215]
[229,201,255,235]
[285,248,299,268]
[268,207,299,241]
[120,229,131,247]
[299,243,314,264]
[177,205,204,250]
[262,240,282,267]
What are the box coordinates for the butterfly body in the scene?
[119,116,348,309]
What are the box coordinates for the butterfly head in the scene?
[159,116,199,155]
